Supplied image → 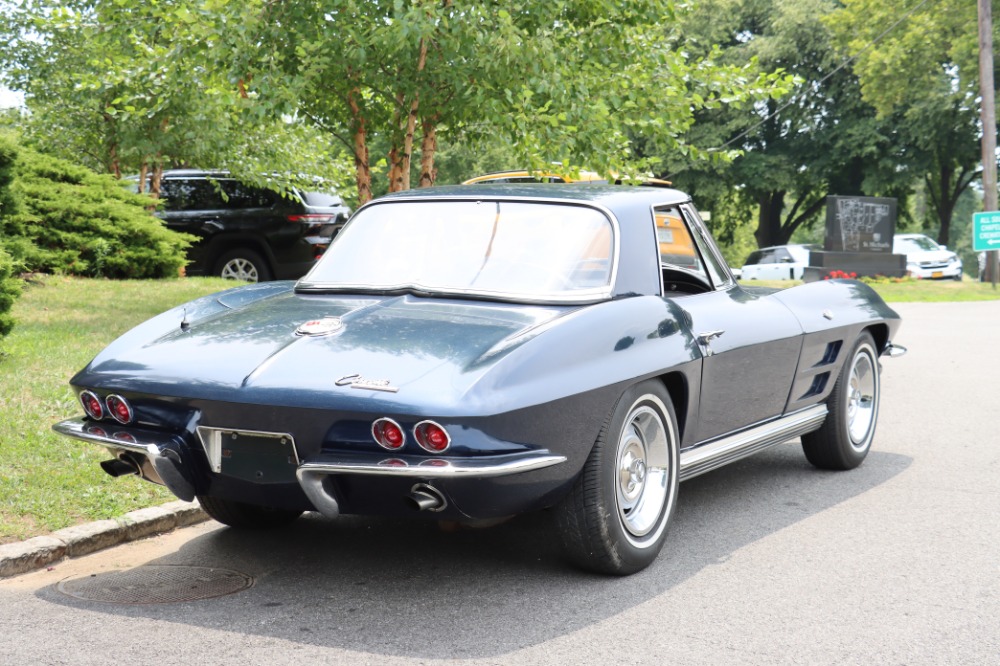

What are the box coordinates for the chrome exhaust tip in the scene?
[406,483,447,512]
[100,458,139,478]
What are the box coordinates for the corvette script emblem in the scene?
[295,317,344,336]
[335,374,399,393]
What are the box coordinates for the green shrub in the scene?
[0,134,20,340]
[0,245,19,338]
[2,150,194,279]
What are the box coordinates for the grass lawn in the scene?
[0,275,233,544]
[741,277,1000,302]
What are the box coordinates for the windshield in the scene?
[895,236,940,253]
[298,199,615,302]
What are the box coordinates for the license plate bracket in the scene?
[198,427,299,484]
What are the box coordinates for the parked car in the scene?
[131,170,351,282]
[740,244,817,281]
[892,233,962,280]
[54,184,905,575]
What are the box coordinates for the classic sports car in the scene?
[54,184,905,575]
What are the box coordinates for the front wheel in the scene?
[555,381,680,575]
[197,495,302,529]
[801,332,880,470]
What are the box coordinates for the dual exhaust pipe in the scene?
[298,470,449,518]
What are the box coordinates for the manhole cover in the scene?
[57,565,254,604]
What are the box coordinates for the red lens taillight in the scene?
[414,421,451,453]
[80,390,104,420]
[372,418,405,450]
[106,394,133,425]
[287,214,335,224]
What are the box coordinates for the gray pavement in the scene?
[1,300,998,665]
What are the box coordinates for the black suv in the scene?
[138,170,351,282]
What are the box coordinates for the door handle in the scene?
[696,330,725,356]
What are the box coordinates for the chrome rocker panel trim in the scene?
[52,417,196,501]
[679,405,828,482]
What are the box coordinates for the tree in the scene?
[0,0,347,197]
[205,0,794,204]
[665,0,913,249]
[829,0,997,246]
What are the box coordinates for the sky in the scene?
[0,87,24,109]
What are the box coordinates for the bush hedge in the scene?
[0,134,20,340]
[0,246,19,338]
[2,149,194,279]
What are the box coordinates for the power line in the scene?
[712,0,941,152]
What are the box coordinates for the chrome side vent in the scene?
[817,340,843,366]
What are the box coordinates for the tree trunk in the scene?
[419,117,438,188]
[137,163,148,194]
[108,143,121,179]
[348,87,372,205]
[754,191,785,248]
[150,164,163,199]
[388,37,427,193]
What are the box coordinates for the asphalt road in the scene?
[1,301,998,665]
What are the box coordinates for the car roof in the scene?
[378,183,690,209]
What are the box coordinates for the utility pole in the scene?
[979,0,998,286]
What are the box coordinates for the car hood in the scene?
[75,286,574,411]
[904,249,956,263]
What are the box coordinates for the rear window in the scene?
[301,191,343,207]
[300,199,615,302]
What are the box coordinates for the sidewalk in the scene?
[0,501,207,578]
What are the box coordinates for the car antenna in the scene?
[180,308,190,331]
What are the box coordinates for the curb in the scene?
[0,501,208,579]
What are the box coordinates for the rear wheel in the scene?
[213,248,272,282]
[801,332,880,470]
[197,495,302,529]
[556,381,680,575]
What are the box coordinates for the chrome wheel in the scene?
[615,404,671,542]
[220,257,259,282]
[556,382,680,574]
[801,332,881,471]
[846,348,877,448]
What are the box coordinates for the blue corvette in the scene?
[54,184,905,575]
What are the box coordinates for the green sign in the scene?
[973,212,1000,251]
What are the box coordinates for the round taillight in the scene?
[414,421,451,453]
[372,418,405,450]
[80,390,104,420]
[106,394,134,425]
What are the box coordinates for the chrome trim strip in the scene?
[54,417,173,455]
[196,426,300,474]
[52,418,195,501]
[295,451,566,479]
[679,405,828,482]
[296,195,623,305]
